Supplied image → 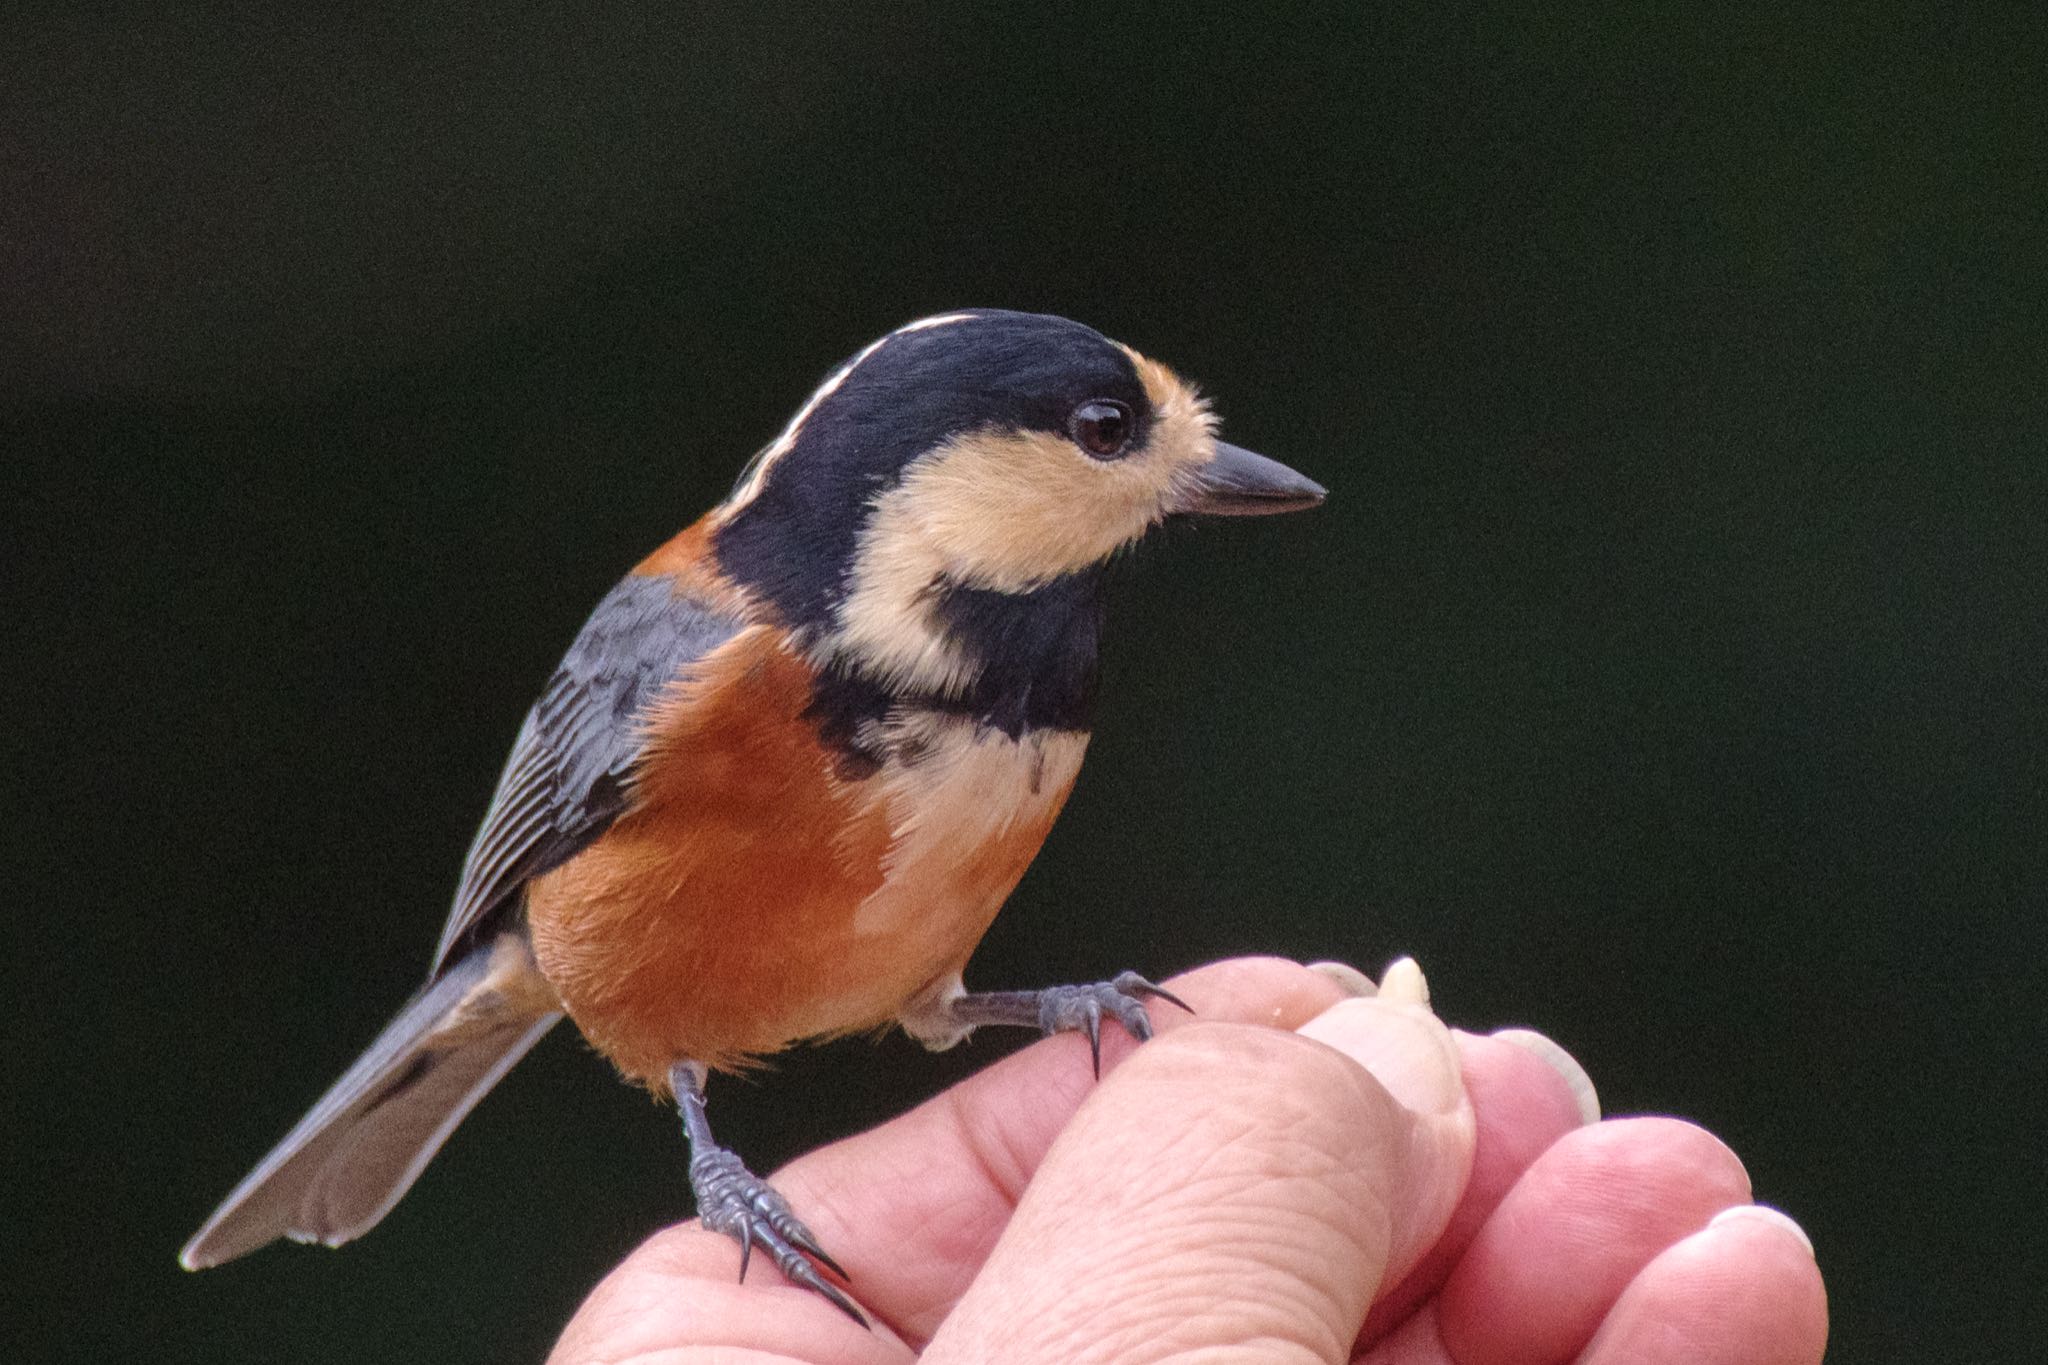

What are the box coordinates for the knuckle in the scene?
[1125,1021,1398,1134]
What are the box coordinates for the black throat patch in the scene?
[804,568,1102,776]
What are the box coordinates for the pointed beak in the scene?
[1168,441,1327,517]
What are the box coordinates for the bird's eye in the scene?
[1067,399,1133,460]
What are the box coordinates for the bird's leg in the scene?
[937,971,1193,1077]
[669,1060,865,1326]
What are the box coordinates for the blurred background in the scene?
[6,3,2041,1361]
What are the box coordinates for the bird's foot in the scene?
[690,1146,864,1326]
[1032,971,1193,1076]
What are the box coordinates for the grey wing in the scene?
[427,574,743,976]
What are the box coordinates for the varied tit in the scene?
[180,308,1326,1322]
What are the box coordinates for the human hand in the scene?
[549,957,1827,1363]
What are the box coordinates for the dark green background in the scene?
[7,4,2042,1362]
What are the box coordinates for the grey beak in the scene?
[1168,440,1327,517]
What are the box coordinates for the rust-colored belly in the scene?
[525,628,1083,1087]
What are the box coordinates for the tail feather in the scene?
[180,934,561,1270]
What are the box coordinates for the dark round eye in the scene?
[1067,399,1133,460]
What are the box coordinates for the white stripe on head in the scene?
[719,312,981,516]
[892,311,979,334]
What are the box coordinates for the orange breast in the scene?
[524,625,1083,1087]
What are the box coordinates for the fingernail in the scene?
[1709,1204,1815,1258]
[1377,957,1431,1007]
[1306,961,1377,997]
[1490,1027,1601,1124]
[1299,998,1464,1116]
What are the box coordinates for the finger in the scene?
[545,1230,913,1365]
[1357,1028,1598,1345]
[924,999,1474,1363]
[1436,1117,1754,1365]
[1354,1302,1452,1364]
[1146,955,1360,1034]
[797,956,1351,1337]
[1292,998,1478,1287]
[1576,1206,1827,1364]
[552,957,1351,1354]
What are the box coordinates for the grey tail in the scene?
[179,933,562,1270]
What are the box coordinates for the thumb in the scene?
[924,999,1476,1363]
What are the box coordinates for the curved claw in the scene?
[1114,970,1194,1016]
[1033,972,1194,1077]
[691,1148,867,1327]
[731,1211,864,1326]
[1082,1001,1104,1077]
[780,1222,849,1282]
[784,1257,867,1326]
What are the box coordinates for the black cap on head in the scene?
[717,311,1153,628]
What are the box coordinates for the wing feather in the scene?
[428,574,744,974]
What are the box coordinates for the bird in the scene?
[178,308,1325,1322]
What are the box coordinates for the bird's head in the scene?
[712,309,1323,706]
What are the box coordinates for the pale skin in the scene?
[550,957,1829,1364]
